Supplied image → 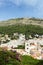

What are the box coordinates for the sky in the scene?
[0,0,43,21]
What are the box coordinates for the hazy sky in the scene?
[0,0,43,21]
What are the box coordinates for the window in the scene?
[27,44,29,46]
[27,48,29,49]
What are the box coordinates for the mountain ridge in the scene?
[0,18,43,27]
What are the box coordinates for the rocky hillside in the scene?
[0,18,43,26]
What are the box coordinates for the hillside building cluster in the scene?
[0,33,43,60]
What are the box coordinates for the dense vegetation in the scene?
[0,50,21,65]
[0,24,43,36]
[0,50,43,65]
[21,55,43,65]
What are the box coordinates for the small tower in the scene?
[25,40,30,54]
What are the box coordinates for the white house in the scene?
[25,38,43,54]
[0,34,25,49]
[25,39,37,54]
[18,34,25,45]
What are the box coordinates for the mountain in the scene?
[0,18,43,27]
